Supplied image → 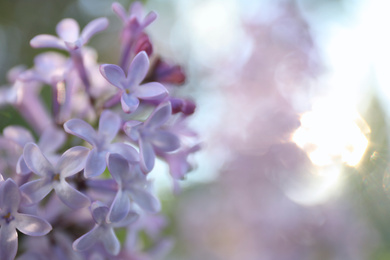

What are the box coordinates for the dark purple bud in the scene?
[148,58,186,85]
[170,98,196,115]
[134,32,153,56]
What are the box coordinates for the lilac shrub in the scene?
[0,2,200,259]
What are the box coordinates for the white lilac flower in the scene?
[20,143,90,209]
[124,102,180,173]
[72,201,138,256]
[64,109,139,177]
[0,179,52,260]
[100,51,168,114]
[107,153,161,223]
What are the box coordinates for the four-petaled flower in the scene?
[20,143,90,209]
[124,102,180,173]
[64,110,139,177]
[30,17,109,52]
[107,153,161,223]
[0,179,52,260]
[73,201,138,256]
[100,51,168,113]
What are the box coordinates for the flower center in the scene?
[125,89,130,94]
[2,212,14,223]
[53,173,61,182]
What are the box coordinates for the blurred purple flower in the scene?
[20,143,90,209]
[0,179,52,260]
[107,153,161,223]
[100,51,168,114]
[73,201,138,256]
[30,18,108,52]
[124,102,180,173]
[64,110,139,177]
[3,126,65,175]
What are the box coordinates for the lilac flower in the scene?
[64,110,139,177]
[30,18,108,52]
[112,1,157,69]
[107,153,161,223]
[73,201,138,256]
[3,126,65,175]
[0,179,52,260]
[112,1,157,33]
[124,102,180,173]
[20,143,90,209]
[100,51,168,114]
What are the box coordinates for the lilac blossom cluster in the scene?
[0,2,199,259]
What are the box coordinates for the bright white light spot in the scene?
[292,98,369,167]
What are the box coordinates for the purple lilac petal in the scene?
[111,211,139,228]
[3,126,34,147]
[73,227,100,251]
[56,18,80,42]
[128,187,161,213]
[56,146,89,178]
[99,64,126,89]
[38,127,66,153]
[139,138,155,173]
[64,118,97,145]
[123,121,142,141]
[121,92,139,113]
[16,155,31,175]
[15,213,52,236]
[143,11,158,28]
[98,110,121,143]
[80,17,109,44]
[130,1,143,20]
[0,224,18,260]
[112,2,127,22]
[102,228,120,255]
[108,190,131,223]
[108,143,139,163]
[150,130,180,152]
[54,182,90,209]
[107,153,130,184]
[0,179,21,212]
[91,201,109,224]
[127,51,149,87]
[134,82,168,100]
[20,179,53,205]
[145,102,171,128]
[30,34,66,50]
[85,148,107,178]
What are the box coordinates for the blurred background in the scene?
[1,0,390,259]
